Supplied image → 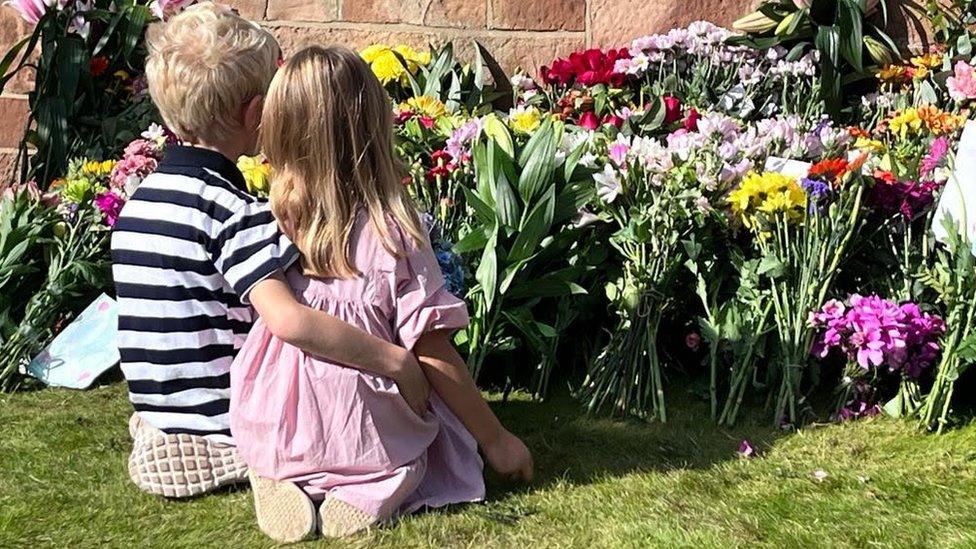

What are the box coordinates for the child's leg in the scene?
[126,413,248,498]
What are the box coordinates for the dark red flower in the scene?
[684,108,701,131]
[541,48,630,87]
[602,114,624,128]
[578,111,600,130]
[426,163,454,180]
[395,109,414,124]
[663,95,683,124]
[90,56,109,77]
[430,149,453,165]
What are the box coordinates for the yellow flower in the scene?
[508,105,542,135]
[238,155,272,196]
[399,95,447,119]
[727,172,806,230]
[910,52,943,70]
[854,137,886,154]
[888,107,965,137]
[360,44,430,85]
[81,159,116,177]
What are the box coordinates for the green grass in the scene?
[2,382,976,548]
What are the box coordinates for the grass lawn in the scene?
[2,382,976,548]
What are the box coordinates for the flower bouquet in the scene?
[729,156,867,424]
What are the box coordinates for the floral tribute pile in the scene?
[4,0,976,433]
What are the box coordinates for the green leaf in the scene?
[837,0,864,72]
[757,255,786,278]
[482,114,515,157]
[462,186,496,226]
[453,228,490,254]
[508,185,556,263]
[93,7,127,56]
[494,173,521,229]
[56,36,87,110]
[475,40,514,111]
[516,118,557,202]
[476,229,499,311]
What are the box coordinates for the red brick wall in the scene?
[0,0,942,182]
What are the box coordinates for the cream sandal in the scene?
[318,496,376,538]
[248,471,317,543]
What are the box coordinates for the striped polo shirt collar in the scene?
[158,145,248,192]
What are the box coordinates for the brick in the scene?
[0,95,28,149]
[267,0,338,22]
[0,8,37,94]
[0,150,18,186]
[268,23,583,75]
[340,0,485,28]
[590,0,755,48]
[490,0,585,31]
[233,0,268,20]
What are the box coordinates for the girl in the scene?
[230,46,533,543]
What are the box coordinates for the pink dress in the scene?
[230,213,484,521]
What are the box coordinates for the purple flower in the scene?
[738,440,755,458]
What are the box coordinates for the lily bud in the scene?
[864,36,894,66]
[733,11,778,34]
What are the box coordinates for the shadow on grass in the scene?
[481,382,787,502]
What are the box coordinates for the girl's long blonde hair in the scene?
[261,45,425,278]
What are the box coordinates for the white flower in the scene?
[572,208,601,228]
[141,123,167,144]
[579,152,598,168]
[594,164,622,203]
[509,74,536,91]
[812,469,828,482]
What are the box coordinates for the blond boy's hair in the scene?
[261,46,425,278]
[145,2,280,144]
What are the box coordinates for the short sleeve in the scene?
[394,236,470,350]
[209,200,299,303]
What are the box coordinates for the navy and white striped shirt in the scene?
[111,146,297,444]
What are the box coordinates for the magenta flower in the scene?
[738,440,755,458]
[94,191,125,227]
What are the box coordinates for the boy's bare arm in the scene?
[413,330,534,481]
[248,273,429,414]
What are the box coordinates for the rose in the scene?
[947,60,976,103]
[663,96,683,124]
[578,111,600,130]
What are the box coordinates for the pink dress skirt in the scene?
[230,214,484,520]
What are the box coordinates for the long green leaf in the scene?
[476,229,499,311]
[516,118,556,203]
[837,0,864,72]
[508,185,556,263]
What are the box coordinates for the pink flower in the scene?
[110,154,158,193]
[5,0,69,25]
[685,332,701,351]
[608,139,630,166]
[663,95,683,124]
[738,440,755,458]
[94,191,125,227]
[947,60,976,103]
[419,116,436,129]
[150,0,196,20]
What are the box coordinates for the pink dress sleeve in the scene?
[393,236,469,350]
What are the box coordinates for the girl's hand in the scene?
[483,429,534,482]
[394,351,430,416]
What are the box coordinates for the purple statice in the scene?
[801,177,832,212]
[810,295,945,380]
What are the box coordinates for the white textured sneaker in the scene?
[318,496,376,538]
[249,471,317,543]
[127,414,248,498]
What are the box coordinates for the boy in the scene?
[113,3,430,501]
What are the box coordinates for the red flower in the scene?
[602,114,624,128]
[873,169,897,185]
[541,48,630,87]
[395,109,414,124]
[663,95,683,124]
[430,149,453,165]
[578,111,600,130]
[427,164,454,181]
[808,158,849,183]
[684,108,701,131]
[90,56,109,77]
[419,116,436,129]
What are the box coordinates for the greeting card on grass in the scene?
[27,293,119,389]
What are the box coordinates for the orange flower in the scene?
[877,64,913,85]
[808,158,849,182]
[916,106,965,136]
[848,127,870,139]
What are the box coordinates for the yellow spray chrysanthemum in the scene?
[81,159,116,178]
[727,172,807,230]
[888,107,965,138]
[238,155,271,196]
[399,95,447,119]
[360,44,430,85]
[508,105,542,134]
[854,136,886,154]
